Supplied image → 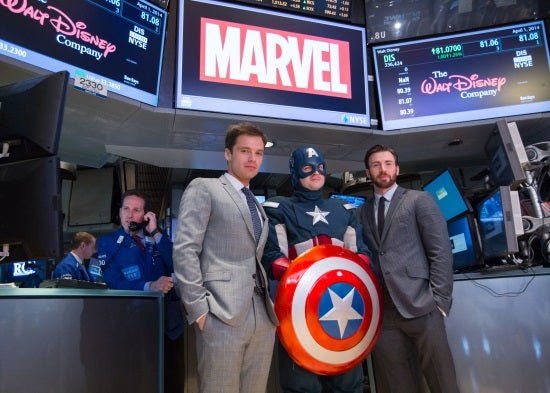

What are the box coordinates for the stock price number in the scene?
[431,44,463,60]
[396,86,411,95]
[398,97,412,105]
[479,38,499,48]
[141,11,162,27]
[518,31,540,42]
[399,108,414,116]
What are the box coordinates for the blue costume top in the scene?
[52,252,91,281]
[261,187,371,279]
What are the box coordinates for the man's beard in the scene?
[371,173,397,189]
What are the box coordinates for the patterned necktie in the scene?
[132,234,146,253]
[242,187,262,243]
[377,196,386,237]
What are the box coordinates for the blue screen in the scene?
[423,169,469,221]
[329,194,366,208]
[447,215,482,272]
[477,189,507,259]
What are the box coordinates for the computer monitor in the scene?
[0,157,63,263]
[329,193,367,208]
[447,213,484,273]
[422,168,471,221]
[0,289,163,392]
[484,120,529,190]
[477,186,524,261]
[0,71,68,163]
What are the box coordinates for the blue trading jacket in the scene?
[97,226,174,291]
[52,253,91,281]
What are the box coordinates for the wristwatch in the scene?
[149,228,161,237]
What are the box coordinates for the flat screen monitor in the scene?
[0,289,163,393]
[233,0,354,22]
[365,0,546,44]
[422,168,470,221]
[484,119,529,190]
[372,20,550,130]
[329,193,366,208]
[0,71,68,163]
[0,0,167,106]
[0,260,52,287]
[447,213,484,272]
[0,157,63,263]
[176,0,370,127]
[477,186,524,261]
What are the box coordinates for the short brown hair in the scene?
[224,122,267,152]
[364,144,399,169]
[71,232,96,250]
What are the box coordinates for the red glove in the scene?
[358,253,371,269]
[272,257,291,280]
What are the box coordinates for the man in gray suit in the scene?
[358,144,459,393]
[173,123,278,393]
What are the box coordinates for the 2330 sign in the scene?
[74,71,108,98]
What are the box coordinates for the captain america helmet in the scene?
[289,146,326,186]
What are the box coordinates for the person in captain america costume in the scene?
[261,146,372,393]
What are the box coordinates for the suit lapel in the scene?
[381,187,406,239]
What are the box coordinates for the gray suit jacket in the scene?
[173,175,278,327]
[358,186,454,318]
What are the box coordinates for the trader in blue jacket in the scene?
[52,231,96,281]
[97,189,184,393]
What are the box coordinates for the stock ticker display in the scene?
[234,0,353,22]
[373,20,550,130]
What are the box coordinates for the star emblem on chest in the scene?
[306,205,330,225]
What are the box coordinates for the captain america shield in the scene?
[275,244,382,375]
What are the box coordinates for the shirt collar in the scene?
[224,172,249,194]
[70,251,84,265]
[375,183,398,203]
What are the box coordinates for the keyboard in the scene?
[39,279,108,290]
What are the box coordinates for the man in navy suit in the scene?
[358,145,459,393]
[52,231,96,281]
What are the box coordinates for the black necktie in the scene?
[377,196,386,237]
[242,187,262,243]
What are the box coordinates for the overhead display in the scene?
[176,0,370,128]
[365,0,546,44]
[0,0,167,106]
[372,20,550,131]
[233,0,353,22]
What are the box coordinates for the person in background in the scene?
[261,146,371,393]
[52,231,96,281]
[357,144,459,393]
[173,122,278,393]
[97,189,184,393]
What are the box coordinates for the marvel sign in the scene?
[176,0,370,127]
